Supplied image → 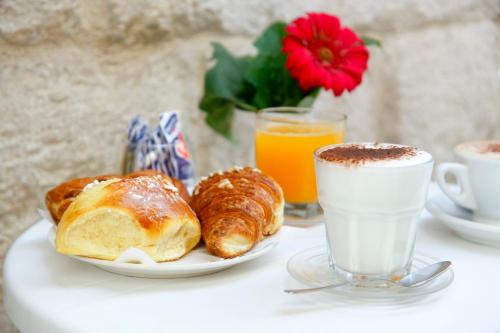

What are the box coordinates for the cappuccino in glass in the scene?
[314,143,433,282]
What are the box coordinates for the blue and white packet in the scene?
[126,111,195,190]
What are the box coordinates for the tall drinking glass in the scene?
[314,143,433,284]
[255,107,346,219]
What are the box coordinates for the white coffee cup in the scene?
[314,143,433,281]
[436,140,500,223]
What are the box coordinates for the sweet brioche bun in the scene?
[56,177,201,262]
[46,170,190,224]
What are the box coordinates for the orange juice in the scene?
[255,124,344,203]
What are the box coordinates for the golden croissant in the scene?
[190,166,284,258]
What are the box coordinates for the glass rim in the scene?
[313,142,434,168]
[256,107,347,124]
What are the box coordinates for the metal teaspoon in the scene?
[284,261,452,294]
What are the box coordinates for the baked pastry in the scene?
[45,175,120,224]
[190,166,284,258]
[55,176,201,262]
[126,169,190,202]
[46,170,189,224]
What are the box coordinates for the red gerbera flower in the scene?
[283,13,369,96]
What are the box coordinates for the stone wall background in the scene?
[1,0,499,330]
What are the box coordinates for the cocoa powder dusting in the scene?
[319,145,417,165]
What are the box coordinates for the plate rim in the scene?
[48,225,280,272]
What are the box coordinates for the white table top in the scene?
[4,184,500,333]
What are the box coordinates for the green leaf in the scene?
[200,43,249,102]
[245,23,308,110]
[199,43,257,138]
[246,21,311,109]
[361,35,382,48]
[203,98,235,141]
[199,22,312,139]
[244,52,305,109]
[254,22,287,54]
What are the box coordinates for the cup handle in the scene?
[436,163,477,210]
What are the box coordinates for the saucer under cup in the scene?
[287,246,454,301]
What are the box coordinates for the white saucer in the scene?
[48,226,279,278]
[287,246,454,301]
[426,193,500,247]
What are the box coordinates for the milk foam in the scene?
[455,141,500,160]
[316,143,432,167]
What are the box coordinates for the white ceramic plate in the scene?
[426,193,500,247]
[48,226,280,278]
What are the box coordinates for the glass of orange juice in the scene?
[255,107,346,219]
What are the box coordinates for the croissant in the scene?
[45,174,120,224]
[56,176,201,262]
[46,170,189,224]
[190,166,284,258]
